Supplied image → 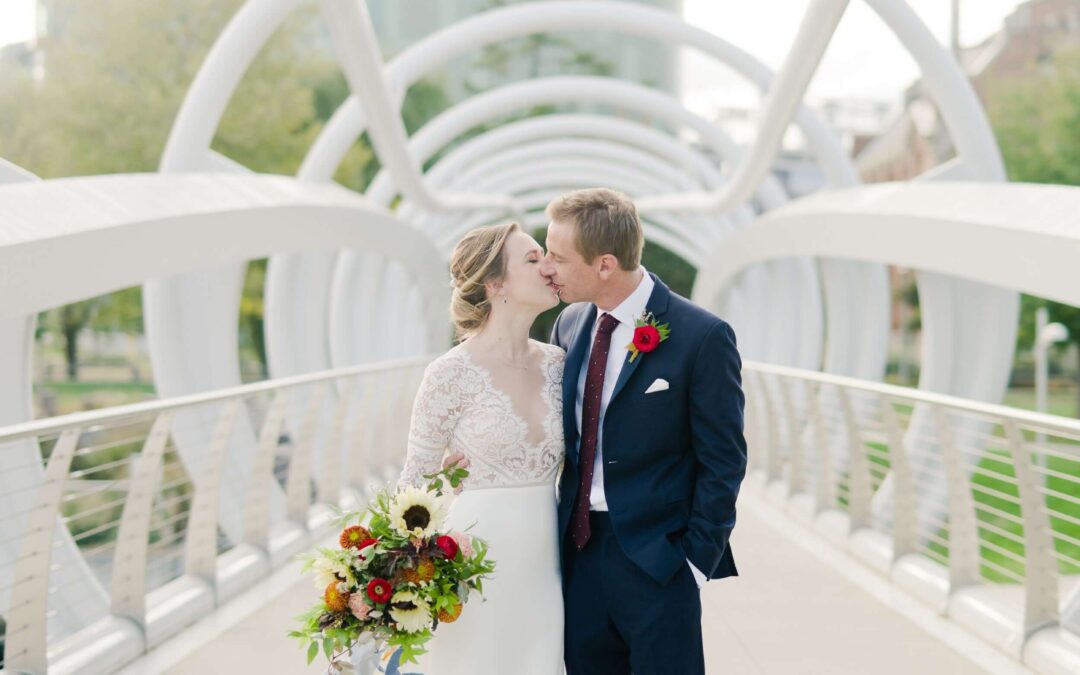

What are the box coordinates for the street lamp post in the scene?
[1035,306,1069,450]
[951,0,961,59]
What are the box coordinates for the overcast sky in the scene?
[2,0,1026,108]
[681,0,1025,112]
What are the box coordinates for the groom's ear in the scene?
[596,254,619,280]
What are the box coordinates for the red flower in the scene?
[632,325,661,353]
[367,578,393,604]
[436,535,459,560]
[356,538,379,559]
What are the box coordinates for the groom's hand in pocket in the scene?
[687,559,707,589]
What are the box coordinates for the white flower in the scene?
[311,555,356,590]
[388,486,446,538]
[311,558,338,590]
[388,590,432,633]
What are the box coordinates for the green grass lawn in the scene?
[35,380,155,415]
[851,438,1080,583]
[1002,388,1079,419]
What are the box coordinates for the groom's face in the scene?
[542,219,597,304]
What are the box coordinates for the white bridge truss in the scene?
[1,1,1079,673]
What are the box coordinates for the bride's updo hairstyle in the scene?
[449,222,521,341]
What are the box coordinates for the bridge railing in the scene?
[742,360,1080,672]
[5,355,1078,673]
[0,355,431,675]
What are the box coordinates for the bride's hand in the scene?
[442,452,470,494]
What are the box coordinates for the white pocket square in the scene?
[645,378,670,394]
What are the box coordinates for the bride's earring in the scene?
[502,296,508,304]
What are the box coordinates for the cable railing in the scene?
[742,360,1080,670]
[3,350,1077,674]
[0,355,431,675]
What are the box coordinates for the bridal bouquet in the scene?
[290,464,495,670]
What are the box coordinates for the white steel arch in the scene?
[1,173,448,541]
[374,113,729,204]
[429,168,707,267]
[693,182,1080,317]
[0,164,112,644]
[297,0,868,379]
[425,178,781,366]
[358,75,816,366]
[6,0,1080,671]
[155,0,881,417]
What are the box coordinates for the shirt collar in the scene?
[595,266,653,329]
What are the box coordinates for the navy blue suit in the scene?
[551,273,747,674]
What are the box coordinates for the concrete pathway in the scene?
[123,483,1028,675]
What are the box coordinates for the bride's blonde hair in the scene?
[449,222,521,341]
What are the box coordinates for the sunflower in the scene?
[311,556,355,590]
[388,486,446,538]
[388,590,432,633]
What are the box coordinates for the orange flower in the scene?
[438,602,463,623]
[400,557,436,584]
[340,525,371,549]
[416,557,436,582]
[324,582,349,612]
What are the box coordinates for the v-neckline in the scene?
[458,342,556,450]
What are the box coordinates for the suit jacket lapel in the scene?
[607,273,671,406]
[562,306,597,462]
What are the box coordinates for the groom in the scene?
[541,188,747,674]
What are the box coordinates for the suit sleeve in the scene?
[682,320,747,576]
[549,308,567,350]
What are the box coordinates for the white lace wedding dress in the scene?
[396,340,566,675]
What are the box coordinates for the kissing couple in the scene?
[397,187,747,674]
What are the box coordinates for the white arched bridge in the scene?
[1,1,1079,673]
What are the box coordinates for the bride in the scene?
[396,222,565,674]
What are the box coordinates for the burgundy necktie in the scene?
[571,312,620,550]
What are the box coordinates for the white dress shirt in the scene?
[574,267,706,587]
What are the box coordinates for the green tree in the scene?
[32,287,143,382]
[0,1,381,384]
[240,259,268,382]
[986,47,1080,414]
[49,302,95,382]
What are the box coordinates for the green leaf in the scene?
[307,641,319,664]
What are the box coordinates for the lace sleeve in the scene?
[397,357,464,488]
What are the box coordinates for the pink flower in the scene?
[349,592,372,619]
[449,530,474,559]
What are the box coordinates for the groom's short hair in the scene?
[546,188,644,271]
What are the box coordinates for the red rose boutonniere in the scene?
[626,311,670,363]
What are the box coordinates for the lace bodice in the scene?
[399,341,566,490]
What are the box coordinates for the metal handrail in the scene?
[0,355,432,675]
[0,354,434,444]
[746,359,1080,439]
[741,360,1080,668]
